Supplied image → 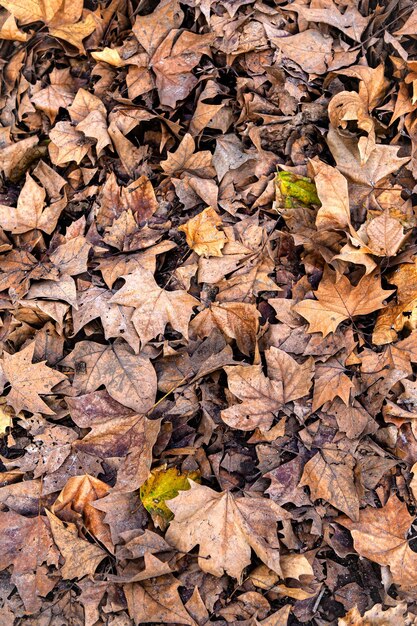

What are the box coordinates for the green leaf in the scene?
[275,171,320,208]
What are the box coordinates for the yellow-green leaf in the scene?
[140,466,200,525]
[275,171,320,208]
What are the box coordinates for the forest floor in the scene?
[1,0,417,624]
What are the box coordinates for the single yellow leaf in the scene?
[179,207,227,257]
[140,466,200,524]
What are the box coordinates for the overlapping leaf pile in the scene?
[1,0,417,623]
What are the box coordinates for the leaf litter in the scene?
[1,0,417,624]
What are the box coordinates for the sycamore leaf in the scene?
[52,474,112,551]
[300,450,359,520]
[132,0,184,56]
[339,495,417,589]
[110,267,199,346]
[46,510,106,580]
[72,286,140,353]
[293,270,394,336]
[60,340,157,413]
[151,31,214,108]
[272,30,332,75]
[0,0,83,26]
[0,173,62,234]
[339,603,414,626]
[179,207,227,257]
[190,302,260,356]
[221,364,283,431]
[124,575,196,626]
[0,511,58,613]
[2,342,66,415]
[166,482,287,580]
[373,260,417,345]
[275,170,320,208]
[309,159,352,231]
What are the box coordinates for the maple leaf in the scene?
[190,302,260,356]
[151,31,214,108]
[124,575,196,626]
[272,30,332,75]
[60,340,157,414]
[179,207,227,257]
[300,448,359,520]
[0,511,58,613]
[373,260,417,345]
[46,510,107,580]
[74,413,160,493]
[339,495,417,589]
[2,342,66,414]
[72,286,140,353]
[309,159,352,231]
[132,0,184,56]
[52,474,112,551]
[0,172,63,234]
[293,270,394,336]
[110,267,199,346]
[221,364,283,431]
[166,481,287,580]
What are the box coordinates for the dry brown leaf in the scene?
[339,495,417,589]
[373,261,417,344]
[300,450,359,520]
[74,414,160,492]
[221,364,283,431]
[132,0,183,56]
[293,270,394,336]
[60,340,157,413]
[110,267,199,346]
[49,121,92,165]
[161,133,214,177]
[179,207,227,257]
[72,286,140,353]
[124,575,196,626]
[52,474,112,551]
[339,602,415,626]
[0,511,58,613]
[2,342,66,415]
[166,481,286,580]
[46,509,107,580]
[0,173,63,234]
[273,30,333,75]
[190,302,260,355]
[286,3,369,42]
[151,31,213,108]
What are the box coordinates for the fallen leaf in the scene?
[110,267,199,346]
[140,466,200,528]
[166,481,287,580]
[179,207,227,257]
[60,340,157,413]
[339,495,417,588]
[293,270,394,336]
[46,509,107,579]
[2,342,66,414]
